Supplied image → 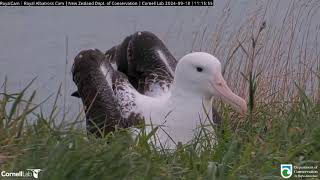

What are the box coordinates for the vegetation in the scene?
[1,0,319,179]
[1,75,319,179]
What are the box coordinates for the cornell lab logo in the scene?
[281,164,293,178]
[1,168,43,179]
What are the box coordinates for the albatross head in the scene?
[173,52,247,115]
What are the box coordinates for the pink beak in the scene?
[210,74,247,115]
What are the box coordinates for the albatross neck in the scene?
[169,81,212,108]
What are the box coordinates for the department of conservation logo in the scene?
[281,164,293,178]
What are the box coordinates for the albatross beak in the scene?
[210,74,247,115]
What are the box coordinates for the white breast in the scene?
[139,96,214,149]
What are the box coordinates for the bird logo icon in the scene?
[26,169,43,179]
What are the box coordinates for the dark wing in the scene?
[72,49,142,137]
[105,31,178,97]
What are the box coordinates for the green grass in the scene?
[0,78,319,180]
[1,1,320,179]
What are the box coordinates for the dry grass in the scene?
[191,0,320,105]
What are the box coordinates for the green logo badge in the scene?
[281,164,293,178]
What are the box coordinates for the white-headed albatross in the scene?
[71,31,247,149]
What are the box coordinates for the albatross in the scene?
[71,31,247,149]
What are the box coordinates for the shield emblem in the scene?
[280,164,293,178]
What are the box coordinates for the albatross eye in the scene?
[196,67,203,72]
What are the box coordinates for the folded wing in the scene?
[105,31,178,97]
[72,49,142,136]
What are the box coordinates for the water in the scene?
[0,1,319,120]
